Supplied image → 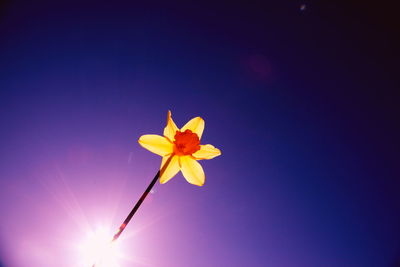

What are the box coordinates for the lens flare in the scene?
[78,227,122,267]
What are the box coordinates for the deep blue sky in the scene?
[0,1,399,266]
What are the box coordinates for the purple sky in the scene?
[0,1,399,266]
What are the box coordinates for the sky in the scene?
[0,1,399,266]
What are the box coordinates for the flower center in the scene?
[173,129,200,156]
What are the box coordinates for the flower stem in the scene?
[92,156,173,267]
[112,155,173,241]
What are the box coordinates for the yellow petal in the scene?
[192,144,221,160]
[163,110,179,142]
[159,155,180,184]
[181,116,205,139]
[180,156,205,186]
[138,135,173,156]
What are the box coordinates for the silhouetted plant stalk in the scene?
[92,156,173,267]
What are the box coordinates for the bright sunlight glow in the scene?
[78,226,123,267]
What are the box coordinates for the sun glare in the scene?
[78,226,122,267]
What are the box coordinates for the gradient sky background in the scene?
[0,1,398,267]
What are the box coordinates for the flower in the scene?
[138,111,221,186]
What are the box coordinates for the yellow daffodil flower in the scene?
[138,111,221,186]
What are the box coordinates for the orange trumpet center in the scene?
[173,129,200,156]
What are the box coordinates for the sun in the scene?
[78,226,123,267]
